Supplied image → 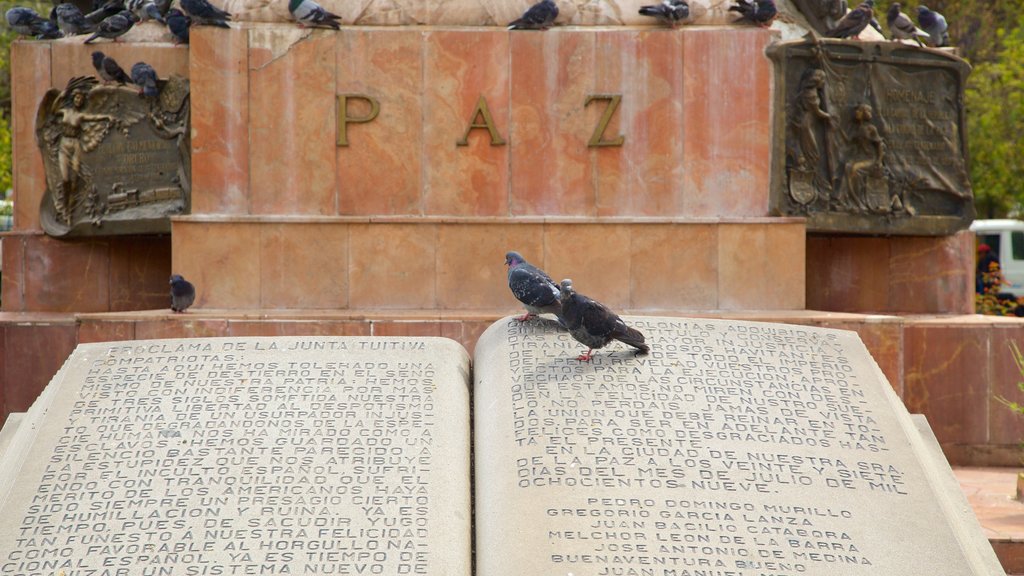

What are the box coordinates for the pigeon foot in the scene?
[576,350,594,362]
[515,312,535,322]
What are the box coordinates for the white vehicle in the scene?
[970,219,1024,297]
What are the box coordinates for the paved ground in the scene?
[956,467,1024,574]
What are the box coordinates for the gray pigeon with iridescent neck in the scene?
[289,0,341,28]
[508,0,558,29]
[916,5,948,47]
[505,251,562,323]
[558,279,649,361]
[639,0,690,27]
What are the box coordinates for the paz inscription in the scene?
[474,317,1003,576]
[0,337,470,575]
[767,40,973,236]
[35,75,191,238]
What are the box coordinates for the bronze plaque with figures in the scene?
[35,74,191,237]
[767,40,973,235]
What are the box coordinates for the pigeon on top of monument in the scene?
[505,251,563,323]
[727,0,777,27]
[825,0,874,38]
[170,274,196,313]
[886,2,927,45]
[55,3,94,35]
[166,8,190,43]
[916,5,948,47]
[85,0,124,24]
[130,61,159,97]
[91,51,131,84]
[127,0,167,24]
[508,0,558,30]
[34,18,63,38]
[558,279,649,362]
[181,0,231,28]
[84,10,136,43]
[288,0,342,29]
[6,6,47,36]
[638,0,690,27]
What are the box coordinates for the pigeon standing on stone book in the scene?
[728,0,776,27]
[507,0,558,30]
[84,10,136,43]
[131,61,159,97]
[916,5,948,47]
[826,0,875,38]
[55,3,94,35]
[886,3,927,45]
[505,251,562,323]
[170,274,196,313]
[92,51,131,84]
[558,279,649,362]
[289,0,342,29]
[181,0,231,28]
[638,0,690,27]
[166,8,190,43]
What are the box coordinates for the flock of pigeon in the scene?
[826,0,949,46]
[505,251,649,362]
[6,0,342,44]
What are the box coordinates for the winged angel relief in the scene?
[36,74,190,237]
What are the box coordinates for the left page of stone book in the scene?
[0,336,471,576]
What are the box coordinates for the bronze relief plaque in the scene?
[767,40,973,235]
[35,75,190,237]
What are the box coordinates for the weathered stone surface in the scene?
[0,337,471,575]
[474,316,1004,576]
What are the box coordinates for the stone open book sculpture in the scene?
[0,317,1006,575]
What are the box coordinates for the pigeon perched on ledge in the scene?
[170,274,196,313]
[56,3,94,35]
[886,3,927,45]
[728,0,776,27]
[84,10,136,43]
[639,0,690,27]
[166,8,190,43]
[558,279,649,362]
[506,251,562,323]
[6,7,49,36]
[131,61,159,97]
[508,0,558,30]
[181,0,231,28]
[826,0,874,38]
[916,5,948,47]
[92,51,131,84]
[289,0,342,29]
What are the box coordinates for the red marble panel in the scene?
[806,236,891,313]
[2,322,77,412]
[903,323,990,446]
[889,231,974,314]
[228,320,371,336]
[543,224,632,310]
[259,223,348,309]
[462,319,497,356]
[135,318,231,340]
[718,222,805,310]
[10,41,51,232]
[249,29,337,215]
[171,221,260,309]
[591,30,685,217]
[423,30,510,216]
[821,319,904,396]
[348,223,436,308]
[681,28,772,217]
[190,26,251,214]
[109,236,172,311]
[336,29,424,215]
[49,41,189,91]
[989,324,1024,446]
[24,235,111,312]
[630,224,717,310]
[1,234,26,312]
[371,321,444,337]
[509,31,594,216]
[436,224,544,310]
[78,320,136,343]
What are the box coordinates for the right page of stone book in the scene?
[474,317,1005,576]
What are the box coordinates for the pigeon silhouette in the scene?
[84,10,136,43]
[916,5,948,47]
[826,0,874,38]
[170,274,196,313]
[728,0,776,26]
[131,61,159,97]
[886,2,927,45]
[289,0,341,28]
[558,279,649,361]
[508,0,558,30]
[505,251,562,323]
[92,51,131,84]
[181,0,231,27]
[166,8,190,43]
[639,0,690,27]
